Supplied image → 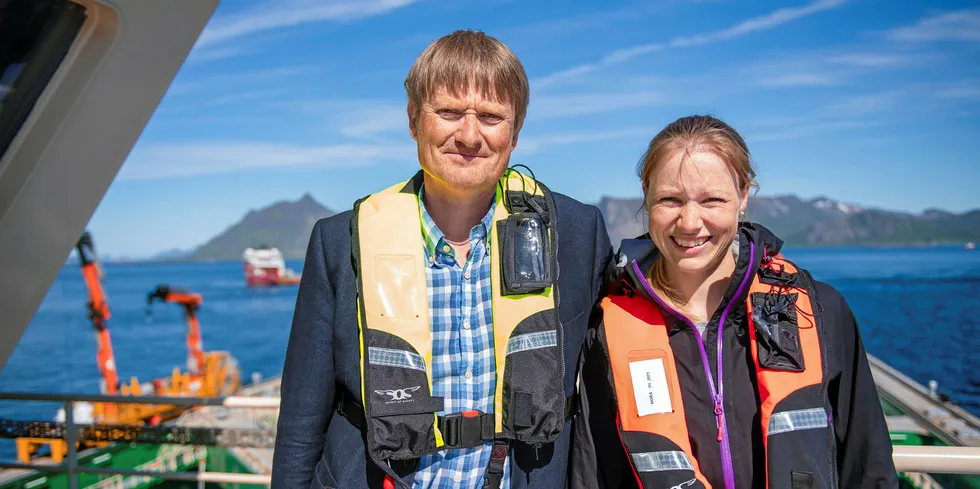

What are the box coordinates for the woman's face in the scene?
[646,149,747,280]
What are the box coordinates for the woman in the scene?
[570,115,898,489]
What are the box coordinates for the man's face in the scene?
[410,85,518,195]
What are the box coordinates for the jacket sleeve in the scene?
[271,219,336,488]
[591,206,615,305]
[829,291,899,489]
[569,312,633,489]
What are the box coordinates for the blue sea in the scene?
[1,245,979,460]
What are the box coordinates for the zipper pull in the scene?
[534,443,542,460]
[714,400,724,442]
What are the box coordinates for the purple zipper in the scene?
[630,242,755,489]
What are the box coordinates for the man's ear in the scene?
[407,105,418,141]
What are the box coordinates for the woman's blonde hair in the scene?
[637,115,758,305]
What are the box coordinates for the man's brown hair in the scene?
[404,30,530,136]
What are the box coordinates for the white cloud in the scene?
[196,0,418,48]
[744,49,914,89]
[936,81,980,101]
[276,99,408,139]
[755,73,841,88]
[168,66,311,96]
[885,7,980,43]
[823,91,904,117]
[746,118,880,142]
[160,89,287,113]
[339,107,407,138]
[532,0,847,89]
[500,3,677,41]
[117,140,412,180]
[529,91,668,120]
[517,127,659,154]
[186,46,252,64]
[825,53,912,68]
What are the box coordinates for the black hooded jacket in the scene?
[569,223,898,489]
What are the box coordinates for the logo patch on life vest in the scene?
[629,358,672,416]
[375,386,421,404]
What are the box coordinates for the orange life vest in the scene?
[599,255,835,489]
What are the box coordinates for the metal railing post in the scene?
[64,400,79,489]
[197,458,205,489]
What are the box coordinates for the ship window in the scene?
[0,0,87,159]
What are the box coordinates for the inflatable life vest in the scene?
[599,253,835,489]
[346,169,572,477]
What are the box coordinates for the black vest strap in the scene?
[482,439,509,489]
[338,385,576,487]
[336,385,576,442]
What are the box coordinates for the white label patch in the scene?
[629,358,672,416]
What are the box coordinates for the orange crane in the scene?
[16,232,242,464]
[146,285,206,376]
[75,232,121,395]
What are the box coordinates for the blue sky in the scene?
[86,0,980,258]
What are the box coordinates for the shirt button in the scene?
[463,270,471,279]
[465,370,472,380]
[442,244,451,253]
[463,319,470,329]
[454,473,462,483]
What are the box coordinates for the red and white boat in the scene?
[242,247,301,287]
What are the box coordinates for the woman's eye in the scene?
[659,197,681,204]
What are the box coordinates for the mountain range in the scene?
[184,193,334,262]
[145,193,979,263]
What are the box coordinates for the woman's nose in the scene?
[677,202,703,231]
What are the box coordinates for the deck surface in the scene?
[868,354,980,447]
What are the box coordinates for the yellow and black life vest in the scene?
[599,255,835,489]
[345,169,571,469]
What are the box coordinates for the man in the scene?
[271,30,613,489]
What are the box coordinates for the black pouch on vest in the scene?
[750,292,805,372]
[497,213,553,295]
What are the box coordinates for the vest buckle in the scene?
[439,410,494,449]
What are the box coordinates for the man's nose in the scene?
[455,115,481,148]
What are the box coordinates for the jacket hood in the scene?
[610,222,785,306]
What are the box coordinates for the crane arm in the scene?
[146,285,205,375]
[75,232,119,395]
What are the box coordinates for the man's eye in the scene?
[437,109,462,119]
[480,113,503,124]
[659,197,681,204]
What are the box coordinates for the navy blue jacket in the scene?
[271,184,614,489]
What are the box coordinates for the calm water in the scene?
[1,245,978,460]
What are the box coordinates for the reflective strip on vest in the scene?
[368,347,426,371]
[506,331,558,355]
[631,451,695,472]
[768,407,828,436]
